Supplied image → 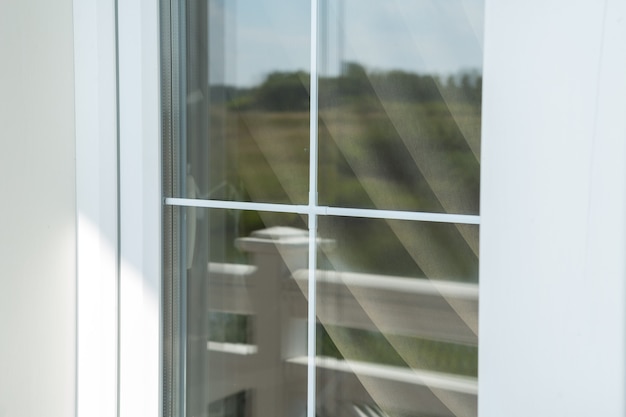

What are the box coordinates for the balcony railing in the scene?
[202,226,478,417]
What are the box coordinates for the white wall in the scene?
[480,0,626,415]
[0,0,77,416]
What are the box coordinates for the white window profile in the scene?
[74,0,162,416]
[73,1,626,416]
[74,1,120,416]
[479,0,626,415]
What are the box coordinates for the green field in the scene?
[198,67,481,378]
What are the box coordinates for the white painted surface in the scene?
[117,0,162,416]
[73,0,119,416]
[165,197,480,224]
[0,0,77,416]
[480,0,626,415]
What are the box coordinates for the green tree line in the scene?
[215,62,482,111]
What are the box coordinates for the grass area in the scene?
[318,324,477,378]
[199,98,481,281]
[201,77,481,382]
[206,315,478,377]
[194,97,480,211]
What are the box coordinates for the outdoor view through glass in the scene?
[169,1,482,416]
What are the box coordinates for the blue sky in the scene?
[212,0,484,87]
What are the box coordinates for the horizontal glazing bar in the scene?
[323,206,480,225]
[165,198,480,225]
[165,197,310,214]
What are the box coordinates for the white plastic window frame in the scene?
[74,1,119,416]
[74,0,161,416]
[74,0,626,417]
[479,0,626,415]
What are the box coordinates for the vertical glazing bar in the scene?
[308,1,319,417]
[307,214,317,417]
[309,3,319,201]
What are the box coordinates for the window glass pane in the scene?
[177,0,310,204]
[182,207,309,417]
[318,216,478,283]
[315,216,478,417]
[318,0,483,214]
[165,1,483,416]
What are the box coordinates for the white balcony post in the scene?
[236,227,310,417]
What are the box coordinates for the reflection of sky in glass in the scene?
[224,0,483,87]
[221,0,310,87]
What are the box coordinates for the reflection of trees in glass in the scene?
[208,391,247,417]
[209,62,481,281]
[207,65,481,379]
[217,62,481,212]
[227,62,482,112]
[208,312,250,344]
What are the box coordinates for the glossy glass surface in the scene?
[318,0,483,214]
[318,216,479,282]
[316,216,478,417]
[178,0,310,204]
[181,208,309,417]
[169,1,483,416]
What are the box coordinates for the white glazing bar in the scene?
[306,213,318,417]
[165,197,310,214]
[165,198,481,225]
[308,1,320,417]
[309,1,319,202]
[324,206,481,225]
